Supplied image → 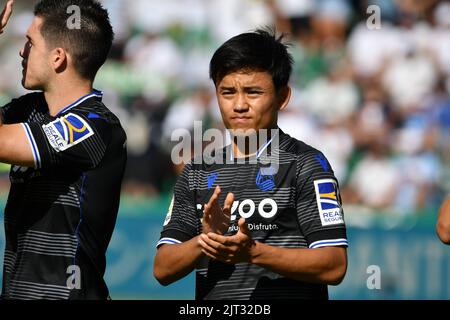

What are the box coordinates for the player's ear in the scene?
[51,47,67,73]
[277,86,291,112]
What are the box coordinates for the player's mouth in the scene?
[231,116,252,124]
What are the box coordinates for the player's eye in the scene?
[221,91,234,96]
[247,90,262,96]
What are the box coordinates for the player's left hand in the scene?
[198,218,256,264]
[0,0,14,35]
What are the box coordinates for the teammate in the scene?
[436,196,450,245]
[0,0,127,299]
[154,29,348,299]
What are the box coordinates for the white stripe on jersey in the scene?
[309,238,348,249]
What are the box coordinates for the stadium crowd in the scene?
[0,0,448,216]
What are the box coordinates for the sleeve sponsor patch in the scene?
[42,113,94,152]
[314,179,345,226]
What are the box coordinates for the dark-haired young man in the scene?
[154,29,348,300]
[0,0,127,299]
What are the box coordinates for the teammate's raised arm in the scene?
[0,0,35,166]
[0,0,14,35]
[0,0,14,125]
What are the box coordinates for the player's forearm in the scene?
[437,197,450,245]
[153,236,205,286]
[250,243,347,285]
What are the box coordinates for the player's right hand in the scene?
[0,0,14,35]
[202,185,234,235]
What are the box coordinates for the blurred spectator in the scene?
[346,141,401,212]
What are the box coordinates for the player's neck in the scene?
[44,79,93,117]
[231,127,278,159]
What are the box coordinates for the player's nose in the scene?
[233,94,249,112]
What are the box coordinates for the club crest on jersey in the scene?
[43,113,94,152]
[256,167,275,192]
[314,179,344,226]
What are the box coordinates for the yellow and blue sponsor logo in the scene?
[317,181,339,211]
[43,113,94,152]
[54,114,91,144]
[314,179,344,226]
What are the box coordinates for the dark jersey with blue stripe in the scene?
[0,91,127,300]
[158,129,347,300]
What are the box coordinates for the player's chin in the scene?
[22,79,42,91]
[227,124,258,137]
[229,127,259,138]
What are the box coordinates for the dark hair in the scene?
[34,0,114,80]
[209,28,293,90]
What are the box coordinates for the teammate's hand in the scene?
[0,0,14,35]
[199,218,256,264]
[201,186,234,235]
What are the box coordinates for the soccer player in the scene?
[0,0,127,299]
[436,196,450,245]
[154,29,348,299]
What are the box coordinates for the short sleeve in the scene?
[23,111,110,170]
[296,152,348,249]
[157,162,199,247]
[0,94,38,124]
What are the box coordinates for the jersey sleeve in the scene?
[157,162,199,248]
[0,94,36,124]
[22,111,110,170]
[296,151,348,249]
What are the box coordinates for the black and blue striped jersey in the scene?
[157,129,347,300]
[0,91,127,300]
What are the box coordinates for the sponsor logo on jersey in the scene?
[196,198,279,222]
[314,179,344,226]
[43,113,94,152]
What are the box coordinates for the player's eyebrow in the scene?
[243,86,265,91]
[219,86,265,91]
[219,86,236,91]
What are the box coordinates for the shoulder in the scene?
[1,92,46,123]
[279,130,327,162]
[278,131,334,179]
[69,100,121,125]
[61,100,126,145]
[6,92,45,108]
